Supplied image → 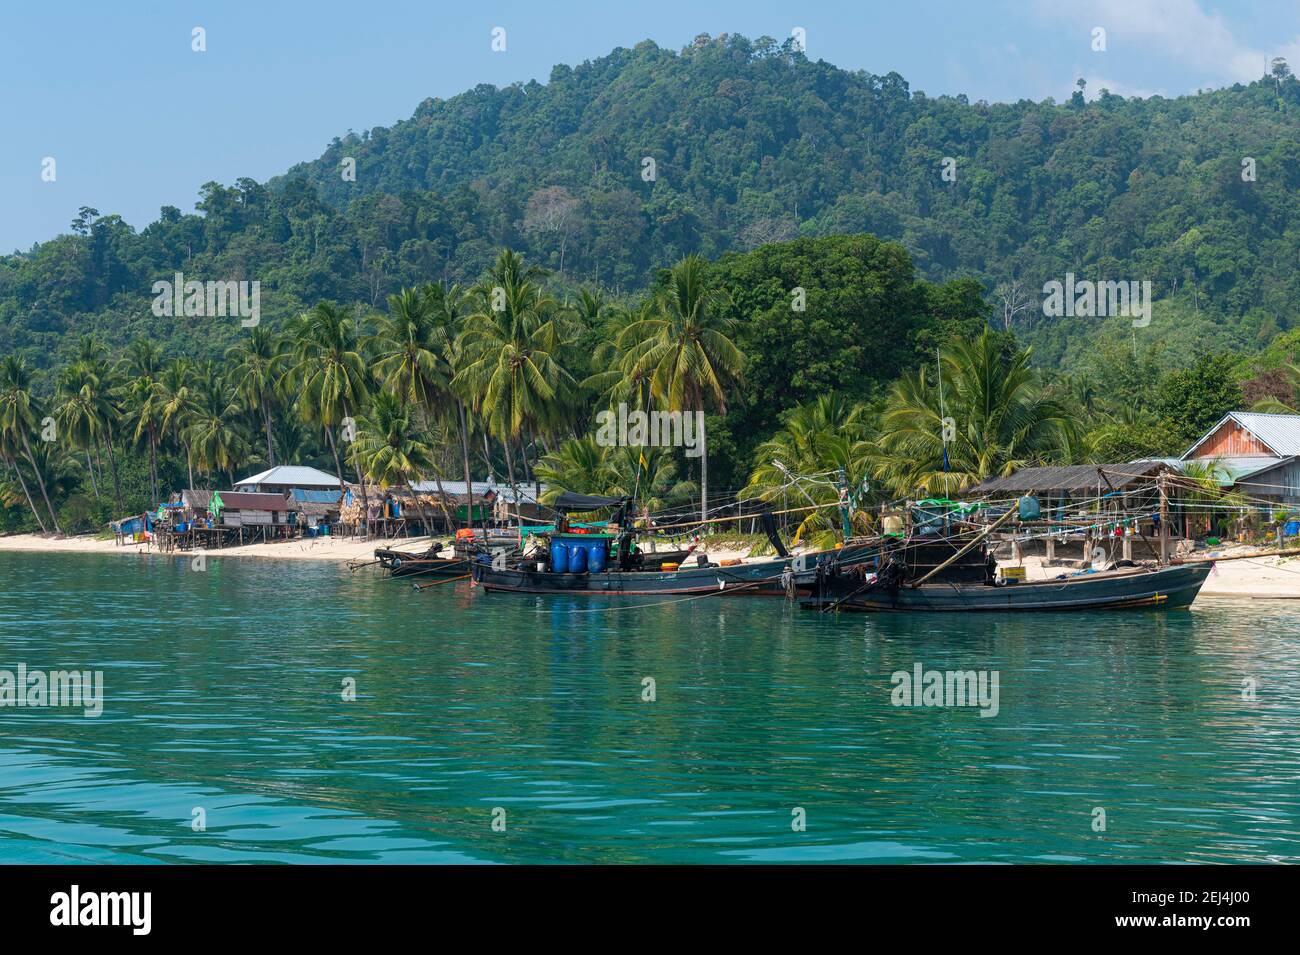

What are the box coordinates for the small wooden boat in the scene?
[375,543,476,579]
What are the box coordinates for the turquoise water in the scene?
[0,551,1297,864]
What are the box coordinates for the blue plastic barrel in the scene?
[587,540,607,573]
[568,542,588,573]
[1285,520,1300,537]
[550,539,569,573]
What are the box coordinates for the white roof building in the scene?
[235,465,341,492]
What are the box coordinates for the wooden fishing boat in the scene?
[800,534,1212,612]
[468,490,879,597]
[471,538,878,596]
[374,544,470,579]
[474,549,798,596]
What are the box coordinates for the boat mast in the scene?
[937,347,949,501]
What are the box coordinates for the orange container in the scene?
[660,562,679,571]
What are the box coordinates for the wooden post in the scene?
[1158,472,1169,565]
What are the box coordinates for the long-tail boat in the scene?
[800,501,1212,612]
[470,492,877,597]
[374,542,478,579]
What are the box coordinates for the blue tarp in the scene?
[292,489,341,503]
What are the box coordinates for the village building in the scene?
[1180,411,1300,505]
[234,465,341,495]
[965,461,1176,563]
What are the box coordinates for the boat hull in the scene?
[470,541,882,596]
[802,562,1213,613]
[473,557,793,596]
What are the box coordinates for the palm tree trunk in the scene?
[6,453,47,533]
[149,432,158,505]
[700,425,708,524]
[104,431,123,509]
[404,477,436,539]
[428,471,456,535]
[262,398,275,466]
[85,448,99,499]
[341,402,369,537]
[323,425,348,530]
[457,401,475,531]
[22,434,61,533]
[503,436,522,531]
[185,441,195,493]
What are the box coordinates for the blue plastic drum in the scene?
[550,539,570,573]
[587,540,607,573]
[568,542,588,573]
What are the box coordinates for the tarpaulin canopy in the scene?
[552,492,628,511]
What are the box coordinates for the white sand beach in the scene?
[0,532,395,563]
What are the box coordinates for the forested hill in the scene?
[5,33,1300,372]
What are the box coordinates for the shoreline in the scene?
[1,533,1296,599]
[0,532,401,563]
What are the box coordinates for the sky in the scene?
[2,0,1298,253]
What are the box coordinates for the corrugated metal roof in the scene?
[408,479,545,504]
[966,461,1168,495]
[235,465,340,489]
[1183,412,1300,459]
[409,480,497,495]
[1194,456,1288,485]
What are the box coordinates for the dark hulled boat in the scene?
[475,548,797,596]
[801,533,1212,612]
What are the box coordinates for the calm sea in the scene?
[0,551,1296,863]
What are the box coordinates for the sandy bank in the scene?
[0,532,422,563]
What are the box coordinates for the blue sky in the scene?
[2,0,1297,252]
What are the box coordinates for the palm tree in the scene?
[871,330,1077,496]
[185,368,249,487]
[621,254,743,522]
[157,359,200,491]
[55,362,106,499]
[0,427,46,532]
[368,285,461,526]
[583,301,658,412]
[352,390,443,532]
[427,282,481,529]
[534,436,622,502]
[285,302,372,528]
[1249,362,1300,413]
[119,340,166,504]
[226,327,284,467]
[0,356,62,532]
[747,393,876,547]
[453,250,578,525]
[73,334,123,507]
